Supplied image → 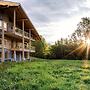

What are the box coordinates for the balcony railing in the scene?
[15,28,29,38]
[15,28,23,35]
[0,38,7,48]
[24,31,29,38]
[12,42,30,50]
[31,46,35,52]
[31,37,35,41]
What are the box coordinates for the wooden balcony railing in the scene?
[15,28,29,38]
[24,31,29,38]
[15,28,23,35]
[12,42,30,50]
[31,37,35,41]
[31,46,35,52]
[0,38,7,48]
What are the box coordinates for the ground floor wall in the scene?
[0,48,30,61]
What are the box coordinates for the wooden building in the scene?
[0,1,41,62]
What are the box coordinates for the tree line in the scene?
[33,17,90,60]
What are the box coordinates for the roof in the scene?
[0,1,19,6]
[0,1,41,40]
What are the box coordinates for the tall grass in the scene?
[0,60,90,90]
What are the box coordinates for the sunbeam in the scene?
[83,38,90,68]
[65,43,86,57]
[65,38,90,68]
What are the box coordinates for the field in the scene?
[0,60,90,90]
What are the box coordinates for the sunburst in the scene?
[65,38,90,68]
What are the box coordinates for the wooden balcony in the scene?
[15,28,29,39]
[0,38,36,52]
[30,46,35,52]
[4,26,30,39]
[0,38,8,49]
[31,37,35,41]
[24,31,29,38]
[15,28,23,36]
[11,42,30,52]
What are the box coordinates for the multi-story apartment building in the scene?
[0,1,41,62]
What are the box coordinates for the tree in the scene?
[34,36,49,58]
[71,17,90,60]
[71,17,90,42]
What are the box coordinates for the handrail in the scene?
[31,46,35,51]
[15,28,23,35]
[15,27,29,38]
[24,31,29,37]
[0,38,7,47]
[31,37,35,41]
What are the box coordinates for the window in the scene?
[4,22,7,31]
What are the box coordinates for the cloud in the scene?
[7,0,26,2]
[23,0,88,26]
[6,0,90,44]
[37,15,81,43]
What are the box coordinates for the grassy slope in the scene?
[0,60,90,90]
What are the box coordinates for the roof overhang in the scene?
[0,1,41,40]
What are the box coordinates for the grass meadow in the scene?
[0,60,90,90]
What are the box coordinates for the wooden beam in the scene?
[22,20,25,61]
[16,19,28,21]
[27,52,30,59]
[2,20,4,62]
[13,9,16,33]
[29,29,31,51]
[28,29,31,60]
[13,41,16,61]
[14,50,16,61]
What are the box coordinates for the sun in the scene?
[86,38,90,45]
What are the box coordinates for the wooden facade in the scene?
[0,1,40,62]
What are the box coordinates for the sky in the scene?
[7,0,90,44]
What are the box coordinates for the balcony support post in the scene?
[13,9,16,33]
[14,51,16,61]
[2,20,4,62]
[13,41,16,61]
[20,52,21,61]
[7,50,10,59]
[27,51,30,60]
[29,29,31,60]
[29,29,31,51]
[22,20,25,61]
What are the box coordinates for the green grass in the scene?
[0,60,90,90]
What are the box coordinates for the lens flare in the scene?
[86,39,90,45]
[65,38,90,68]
